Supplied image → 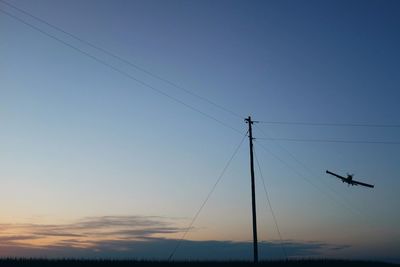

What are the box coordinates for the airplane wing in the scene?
[326,170,346,180]
[351,180,374,188]
[326,170,374,188]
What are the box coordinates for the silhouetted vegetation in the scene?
[0,259,398,267]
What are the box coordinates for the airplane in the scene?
[326,170,374,188]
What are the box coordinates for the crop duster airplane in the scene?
[326,170,374,188]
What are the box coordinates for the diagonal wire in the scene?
[253,146,288,260]
[168,131,248,260]
[0,9,242,135]
[0,0,244,120]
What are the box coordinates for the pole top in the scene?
[245,116,258,124]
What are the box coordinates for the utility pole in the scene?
[245,116,258,263]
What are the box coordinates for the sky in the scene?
[1,0,400,262]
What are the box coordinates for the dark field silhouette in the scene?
[0,259,398,267]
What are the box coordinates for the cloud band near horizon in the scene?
[0,215,347,260]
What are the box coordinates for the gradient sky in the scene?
[1,0,400,262]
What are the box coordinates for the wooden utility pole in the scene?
[245,116,258,263]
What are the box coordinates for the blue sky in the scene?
[1,0,399,262]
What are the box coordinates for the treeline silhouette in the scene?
[0,259,397,267]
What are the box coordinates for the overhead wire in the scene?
[168,131,248,260]
[253,147,288,260]
[258,121,400,128]
[256,137,400,145]
[5,1,397,137]
[0,8,243,134]
[0,0,244,120]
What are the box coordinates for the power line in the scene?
[258,121,400,128]
[256,137,400,145]
[0,0,244,120]
[168,131,248,260]
[253,147,288,260]
[0,8,242,134]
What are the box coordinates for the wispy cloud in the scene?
[0,216,180,244]
[0,215,346,260]
[0,235,41,243]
